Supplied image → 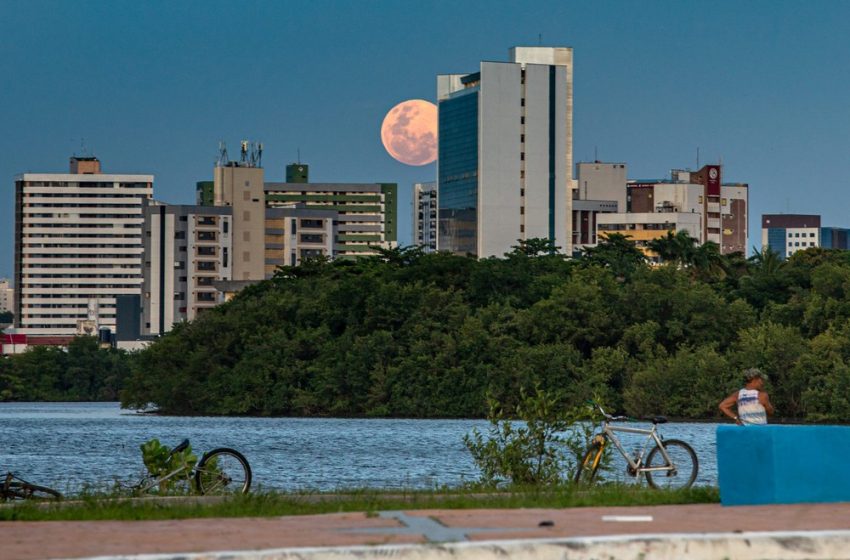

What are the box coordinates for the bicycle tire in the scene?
[194,448,252,495]
[3,481,63,501]
[574,441,604,485]
[644,439,698,490]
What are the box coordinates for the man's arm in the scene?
[718,392,741,424]
[759,391,775,416]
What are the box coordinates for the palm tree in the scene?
[647,230,698,267]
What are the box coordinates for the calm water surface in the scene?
[0,402,720,492]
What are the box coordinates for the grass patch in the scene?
[0,484,719,521]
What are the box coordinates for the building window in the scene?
[197,261,217,271]
[222,248,228,268]
[243,211,250,221]
[197,246,216,256]
[223,220,229,233]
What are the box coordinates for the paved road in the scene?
[4,502,850,559]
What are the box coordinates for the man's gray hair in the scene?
[743,367,766,381]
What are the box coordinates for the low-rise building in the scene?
[597,212,703,262]
[573,162,626,252]
[627,165,748,255]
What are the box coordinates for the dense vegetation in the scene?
[4,234,850,422]
[108,234,850,422]
[0,336,129,401]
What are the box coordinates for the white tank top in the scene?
[738,388,767,425]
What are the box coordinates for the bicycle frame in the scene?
[590,402,678,477]
[137,464,193,493]
[599,420,675,476]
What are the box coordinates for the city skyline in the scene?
[3,0,850,279]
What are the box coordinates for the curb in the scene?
[78,530,850,560]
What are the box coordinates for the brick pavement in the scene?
[3,502,850,560]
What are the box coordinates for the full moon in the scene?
[380,99,437,166]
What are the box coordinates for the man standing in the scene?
[719,368,775,425]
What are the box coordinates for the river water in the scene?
[0,402,721,493]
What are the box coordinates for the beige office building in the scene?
[214,162,266,281]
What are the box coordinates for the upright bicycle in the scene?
[574,402,698,489]
[2,472,62,501]
[136,439,252,495]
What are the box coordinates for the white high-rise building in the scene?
[0,279,13,315]
[413,181,437,253]
[437,46,573,257]
[13,156,153,337]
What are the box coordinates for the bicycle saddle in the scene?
[652,416,668,424]
[170,439,190,454]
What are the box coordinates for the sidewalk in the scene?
[4,502,850,559]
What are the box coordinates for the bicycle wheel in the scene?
[194,448,251,495]
[644,439,698,490]
[574,441,604,485]
[4,481,62,501]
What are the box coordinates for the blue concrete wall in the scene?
[717,425,850,506]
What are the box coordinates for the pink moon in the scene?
[380,99,437,166]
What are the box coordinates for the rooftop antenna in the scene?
[240,140,249,163]
[538,33,542,46]
[297,148,301,164]
[594,145,598,162]
[257,142,263,168]
[217,141,228,166]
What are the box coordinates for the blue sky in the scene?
[2,0,849,279]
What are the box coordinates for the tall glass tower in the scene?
[437,47,573,257]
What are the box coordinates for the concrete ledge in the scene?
[85,530,850,560]
[717,424,850,505]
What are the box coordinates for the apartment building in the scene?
[0,279,13,315]
[265,164,397,259]
[413,181,437,253]
[143,203,233,335]
[13,156,152,337]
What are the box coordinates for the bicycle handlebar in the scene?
[586,401,635,422]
